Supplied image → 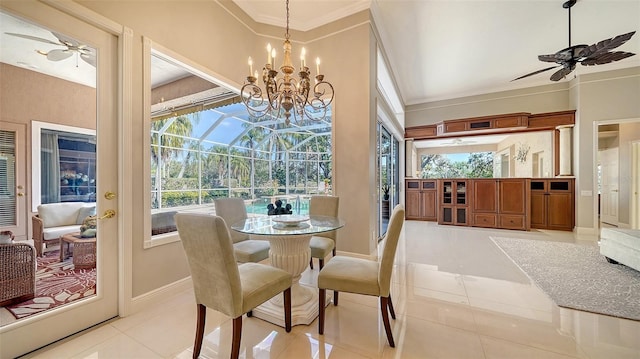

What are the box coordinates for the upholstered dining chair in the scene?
[214,198,270,263]
[175,213,292,359]
[317,204,405,348]
[309,195,339,270]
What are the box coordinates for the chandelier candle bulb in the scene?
[300,47,306,68]
[316,57,320,74]
[271,48,276,64]
[267,43,272,65]
[248,57,253,76]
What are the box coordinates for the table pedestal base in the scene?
[251,284,331,327]
[250,233,330,327]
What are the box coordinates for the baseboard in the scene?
[128,277,193,315]
[576,226,599,237]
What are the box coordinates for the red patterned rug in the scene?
[6,249,96,319]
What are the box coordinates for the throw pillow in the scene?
[76,205,97,225]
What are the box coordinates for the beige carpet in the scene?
[492,237,640,321]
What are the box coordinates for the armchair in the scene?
[0,242,36,307]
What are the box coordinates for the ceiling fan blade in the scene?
[581,51,635,66]
[580,31,636,58]
[47,49,73,61]
[80,53,97,67]
[5,32,60,45]
[549,64,576,81]
[511,65,559,81]
[537,54,561,63]
[51,31,82,48]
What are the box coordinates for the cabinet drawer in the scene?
[495,115,527,128]
[444,122,466,133]
[499,215,526,230]
[473,213,497,228]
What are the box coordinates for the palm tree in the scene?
[150,114,195,207]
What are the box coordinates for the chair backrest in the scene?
[309,196,339,240]
[378,204,405,297]
[175,213,243,318]
[214,198,249,243]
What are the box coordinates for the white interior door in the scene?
[600,147,619,225]
[0,2,119,357]
[0,123,26,241]
[632,141,640,229]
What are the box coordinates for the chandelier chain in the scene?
[285,0,290,40]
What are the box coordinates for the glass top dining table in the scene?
[230,214,344,327]
[230,214,344,236]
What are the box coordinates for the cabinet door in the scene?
[406,190,422,219]
[548,192,573,230]
[440,206,454,224]
[421,190,437,221]
[455,180,468,205]
[499,179,526,214]
[455,207,468,225]
[472,180,497,212]
[530,192,547,228]
[442,180,453,204]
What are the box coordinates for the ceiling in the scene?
[234,0,640,105]
[2,1,638,107]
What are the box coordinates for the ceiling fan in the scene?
[441,138,477,147]
[5,31,96,67]
[512,0,635,82]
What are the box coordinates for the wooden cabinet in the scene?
[405,179,437,221]
[472,179,498,228]
[471,178,529,230]
[530,179,575,231]
[439,180,469,226]
[498,179,529,230]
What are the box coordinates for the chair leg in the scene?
[310,258,314,269]
[319,258,324,270]
[333,290,338,306]
[318,288,325,334]
[380,297,395,347]
[247,310,252,317]
[284,288,292,332]
[231,316,243,359]
[193,304,206,359]
[388,295,396,320]
[332,248,336,257]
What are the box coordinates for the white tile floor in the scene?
[22,221,640,358]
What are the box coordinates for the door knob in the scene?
[98,209,116,219]
[17,192,24,197]
[104,191,116,200]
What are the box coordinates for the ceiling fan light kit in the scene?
[513,0,635,82]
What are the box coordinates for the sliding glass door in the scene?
[377,123,400,238]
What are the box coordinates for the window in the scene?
[146,45,333,245]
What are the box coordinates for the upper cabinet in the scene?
[405,110,574,140]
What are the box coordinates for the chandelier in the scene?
[241,0,334,125]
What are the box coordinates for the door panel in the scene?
[0,3,119,357]
[600,147,619,225]
[0,123,26,240]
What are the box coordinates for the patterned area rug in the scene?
[6,250,96,319]
[492,237,640,321]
